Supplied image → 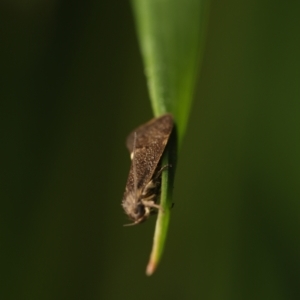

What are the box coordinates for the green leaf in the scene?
[131,0,210,275]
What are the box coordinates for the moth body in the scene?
[122,114,174,225]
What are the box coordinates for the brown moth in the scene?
[122,114,174,225]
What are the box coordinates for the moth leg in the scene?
[153,164,172,179]
[142,164,172,199]
[141,200,163,212]
[141,179,160,199]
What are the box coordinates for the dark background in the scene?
[1,1,300,299]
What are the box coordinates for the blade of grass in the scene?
[146,153,172,275]
[131,0,210,275]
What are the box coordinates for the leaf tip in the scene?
[145,259,157,276]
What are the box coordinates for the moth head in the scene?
[122,192,151,226]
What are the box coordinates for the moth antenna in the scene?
[123,221,140,227]
[133,132,138,199]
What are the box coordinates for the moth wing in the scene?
[125,113,174,192]
[126,114,173,155]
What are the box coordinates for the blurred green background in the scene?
[1,1,300,299]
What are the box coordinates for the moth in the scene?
[122,114,174,225]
